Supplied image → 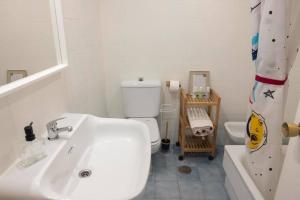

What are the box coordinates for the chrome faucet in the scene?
[46,118,73,140]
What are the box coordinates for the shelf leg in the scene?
[210,146,216,158]
[208,155,215,160]
[178,154,184,161]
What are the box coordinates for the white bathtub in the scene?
[223,145,287,200]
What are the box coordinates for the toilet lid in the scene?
[130,118,160,143]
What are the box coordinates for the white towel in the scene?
[187,107,214,137]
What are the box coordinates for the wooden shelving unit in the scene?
[178,88,221,160]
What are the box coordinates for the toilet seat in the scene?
[151,140,161,153]
[130,118,161,153]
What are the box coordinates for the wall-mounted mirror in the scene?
[0,0,67,97]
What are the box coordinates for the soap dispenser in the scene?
[17,122,47,168]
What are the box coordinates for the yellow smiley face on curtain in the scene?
[246,111,268,152]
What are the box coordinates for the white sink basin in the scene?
[0,114,151,200]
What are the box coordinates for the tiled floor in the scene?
[137,145,229,200]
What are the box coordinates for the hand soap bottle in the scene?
[17,122,47,168]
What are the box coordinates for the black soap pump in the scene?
[24,122,35,142]
[17,122,47,168]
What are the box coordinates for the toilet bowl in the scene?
[224,122,246,144]
[131,118,161,154]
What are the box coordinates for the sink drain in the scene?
[78,169,92,178]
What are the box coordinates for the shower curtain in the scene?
[247,0,300,199]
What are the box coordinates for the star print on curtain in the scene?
[247,0,300,199]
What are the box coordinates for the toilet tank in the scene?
[121,80,161,118]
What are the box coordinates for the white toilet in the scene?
[224,122,246,144]
[121,80,161,154]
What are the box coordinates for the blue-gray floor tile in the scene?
[137,179,155,200]
[153,165,178,181]
[152,152,177,168]
[171,144,181,155]
[176,155,207,167]
[154,180,181,199]
[213,146,225,164]
[203,182,229,200]
[143,146,227,200]
[177,166,201,181]
[147,173,155,183]
[198,163,225,183]
[179,180,206,200]
[148,164,155,181]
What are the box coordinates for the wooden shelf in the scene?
[181,89,220,106]
[183,135,212,153]
[178,88,221,160]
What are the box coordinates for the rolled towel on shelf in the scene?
[187,107,214,137]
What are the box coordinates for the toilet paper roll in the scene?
[169,80,180,92]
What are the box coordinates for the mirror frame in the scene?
[0,0,68,98]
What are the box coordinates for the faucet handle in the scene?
[47,117,65,129]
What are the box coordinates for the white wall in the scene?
[0,0,107,174]
[62,0,107,115]
[284,0,300,123]
[99,0,254,144]
[285,56,300,122]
